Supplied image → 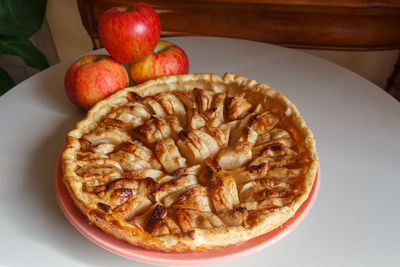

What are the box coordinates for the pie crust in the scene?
[62,73,318,252]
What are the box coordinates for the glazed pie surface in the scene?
[62,73,318,252]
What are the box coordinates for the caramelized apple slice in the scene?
[83,124,132,146]
[106,177,160,197]
[113,195,152,220]
[174,90,198,110]
[239,178,292,202]
[129,204,170,236]
[109,141,161,171]
[251,143,302,169]
[229,104,262,144]
[169,164,202,177]
[226,93,252,121]
[143,98,168,117]
[240,196,294,211]
[247,111,280,135]
[193,88,214,113]
[201,163,240,214]
[107,102,152,129]
[172,185,214,212]
[228,162,269,186]
[187,108,207,130]
[204,123,230,148]
[124,169,165,180]
[154,175,198,202]
[218,207,248,227]
[193,128,220,155]
[255,127,294,146]
[154,137,186,173]
[153,92,186,124]
[171,209,225,232]
[176,130,211,164]
[204,92,225,127]
[217,127,257,170]
[79,138,115,154]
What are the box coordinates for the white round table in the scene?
[0,37,399,267]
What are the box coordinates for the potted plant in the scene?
[0,0,49,95]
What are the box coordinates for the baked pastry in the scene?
[62,73,318,252]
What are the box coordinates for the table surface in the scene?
[0,37,399,267]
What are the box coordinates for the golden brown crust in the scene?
[62,73,318,252]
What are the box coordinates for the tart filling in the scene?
[62,73,318,252]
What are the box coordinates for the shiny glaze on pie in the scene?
[62,73,318,252]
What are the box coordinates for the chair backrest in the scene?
[77,0,400,98]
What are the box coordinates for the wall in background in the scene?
[46,0,399,89]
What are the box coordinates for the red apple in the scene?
[98,3,161,64]
[64,55,129,110]
[129,40,189,84]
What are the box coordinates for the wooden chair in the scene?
[77,0,400,100]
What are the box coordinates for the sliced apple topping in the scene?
[172,209,225,233]
[172,185,213,212]
[251,143,302,170]
[176,130,211,164]
[76,151,108,161]
[82,123,132,146]
[218,207,248,227]
[177,124,230,165]
[154,174,198,202]
[201,162,240,214]
[107,102,152,129]
[106,177,160,197]
[109,141,161,171]
[204,123,230,148]
[154,137,187,173]
[123,168,165,180]
[79,138,115,155]
[193,129,220,155]
[79,166,122,193]
[113,195,152,220]
[187,107,207,130]
[193,88,214,113]
[253,127,295,156]
[239,178,292,202]
[143,98,168,118]
[153,92,186,124]
[240,197,294,211]
[229,104,262,144]
[217,127,257,170]
[255,127,294,147]
[204,93,226,127]
[247,111,279,135]
[228,162,269,186]
[76,158,122,176]
[174,90,198,110]
[226,93,253,121]
[169,164,202,177]
[129,204,169,236]
[132,116,183,146]
[266,167,303,179]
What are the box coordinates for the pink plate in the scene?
[55,154,320,266]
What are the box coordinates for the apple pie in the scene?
[62,73,318,252]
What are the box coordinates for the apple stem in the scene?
[118,6,134,12]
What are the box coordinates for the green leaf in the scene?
[0,67,16,95]
[0,0,47,37]
[0,36,49,70]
